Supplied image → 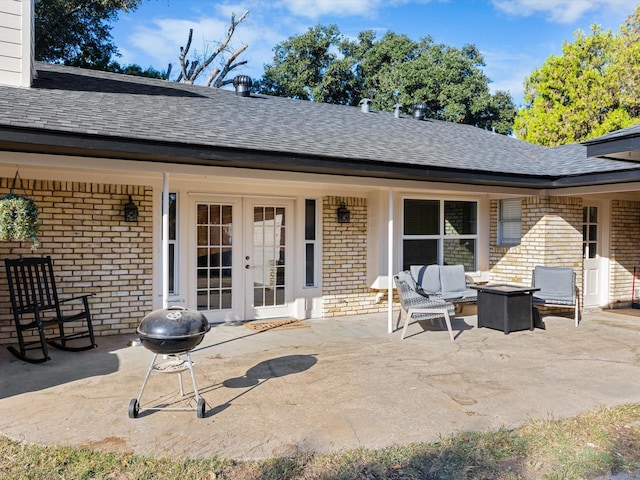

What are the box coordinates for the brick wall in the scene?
[490,195,583,289]
[609,200,640,306]
[0,177,154,345]
[322,196,390,317]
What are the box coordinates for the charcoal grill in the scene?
[128,306,210,419]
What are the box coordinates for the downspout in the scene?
[162,173,169,309]
[388,189,394,333]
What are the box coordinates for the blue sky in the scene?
[111,0,638,107]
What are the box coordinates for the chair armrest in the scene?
[57,293,94,304]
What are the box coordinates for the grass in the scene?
[1,403,640,479]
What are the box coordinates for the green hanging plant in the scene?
[0,193,40,249]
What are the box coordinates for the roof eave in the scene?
[4,125,640,189]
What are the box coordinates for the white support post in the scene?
[162,173,169,309]
[387,189,394,333]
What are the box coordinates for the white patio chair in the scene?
[532,266,580,327]
[393,271,456,341]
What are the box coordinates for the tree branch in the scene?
[187,10,249,84]
[212,48,249,87]
[179,29,194,84]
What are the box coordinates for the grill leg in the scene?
[136,353,158,403]
[186,352,201,402]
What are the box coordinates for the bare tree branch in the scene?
[206,43,248,87]
[178,29,194,84]
[175,10,249,86]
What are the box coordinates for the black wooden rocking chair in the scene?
[4,256,97,363]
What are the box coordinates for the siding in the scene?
[0,0,32,87]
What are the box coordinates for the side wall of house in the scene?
[322,196,391,317]
[609,200,640,306]
[489,195,583,289]
[0,177,154,345]
[0,0,33,88]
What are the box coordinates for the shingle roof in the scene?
[582,123,640,144]
[1,62,640,186]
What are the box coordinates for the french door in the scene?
[582,204,601,307]
[194,196,293,322]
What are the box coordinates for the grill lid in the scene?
[137,306,210,340]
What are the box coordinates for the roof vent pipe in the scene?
[412,102,427,120]
[233,75,253,97]
[359,98,371,113]
[393,103,402,118]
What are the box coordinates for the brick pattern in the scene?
[322,196,390,317]
[609,200,640,306]
[490,195,583,290]
[0,177,153,345]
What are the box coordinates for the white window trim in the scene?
[401,197,478,269]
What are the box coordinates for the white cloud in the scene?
[491,0,636,23]
[118,6,283,81]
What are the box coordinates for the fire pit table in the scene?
[471,284,540,334]
[129,306,210,418]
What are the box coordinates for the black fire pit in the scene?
[129,306,211,419]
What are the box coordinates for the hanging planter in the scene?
[0,173,40,249]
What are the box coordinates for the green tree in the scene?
[256,25,359,105]
[514,7,640,146]
[257,26,516,134]
[35,0,144,69]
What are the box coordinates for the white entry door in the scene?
[244,199,294,319]
[193,197,293,322]
[582,204,601,307]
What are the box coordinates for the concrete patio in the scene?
[1,308,640,461]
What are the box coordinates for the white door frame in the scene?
[187,194,295,323]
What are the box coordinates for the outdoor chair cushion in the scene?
[440,265,467,293]
[410,265,441,293]
[411,264,477,303]
[532,266,575,304]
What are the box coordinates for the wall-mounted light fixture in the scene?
[337,202,351,223]
[124,195,138,222]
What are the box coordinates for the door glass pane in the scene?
[252,205,286,307]
[196,203,233,311]
[403,239,438,270]
[589,206,598,223]
[305,243,315,286]
[197,204,208,224]
[404,199,439,235]
[588,225,597,241]
[305,199,316,240]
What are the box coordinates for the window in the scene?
[304,199,317,287]
[196,203,233,310]
[498,198,521,246]
[168,193,177,294]
[402,199,477,271]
